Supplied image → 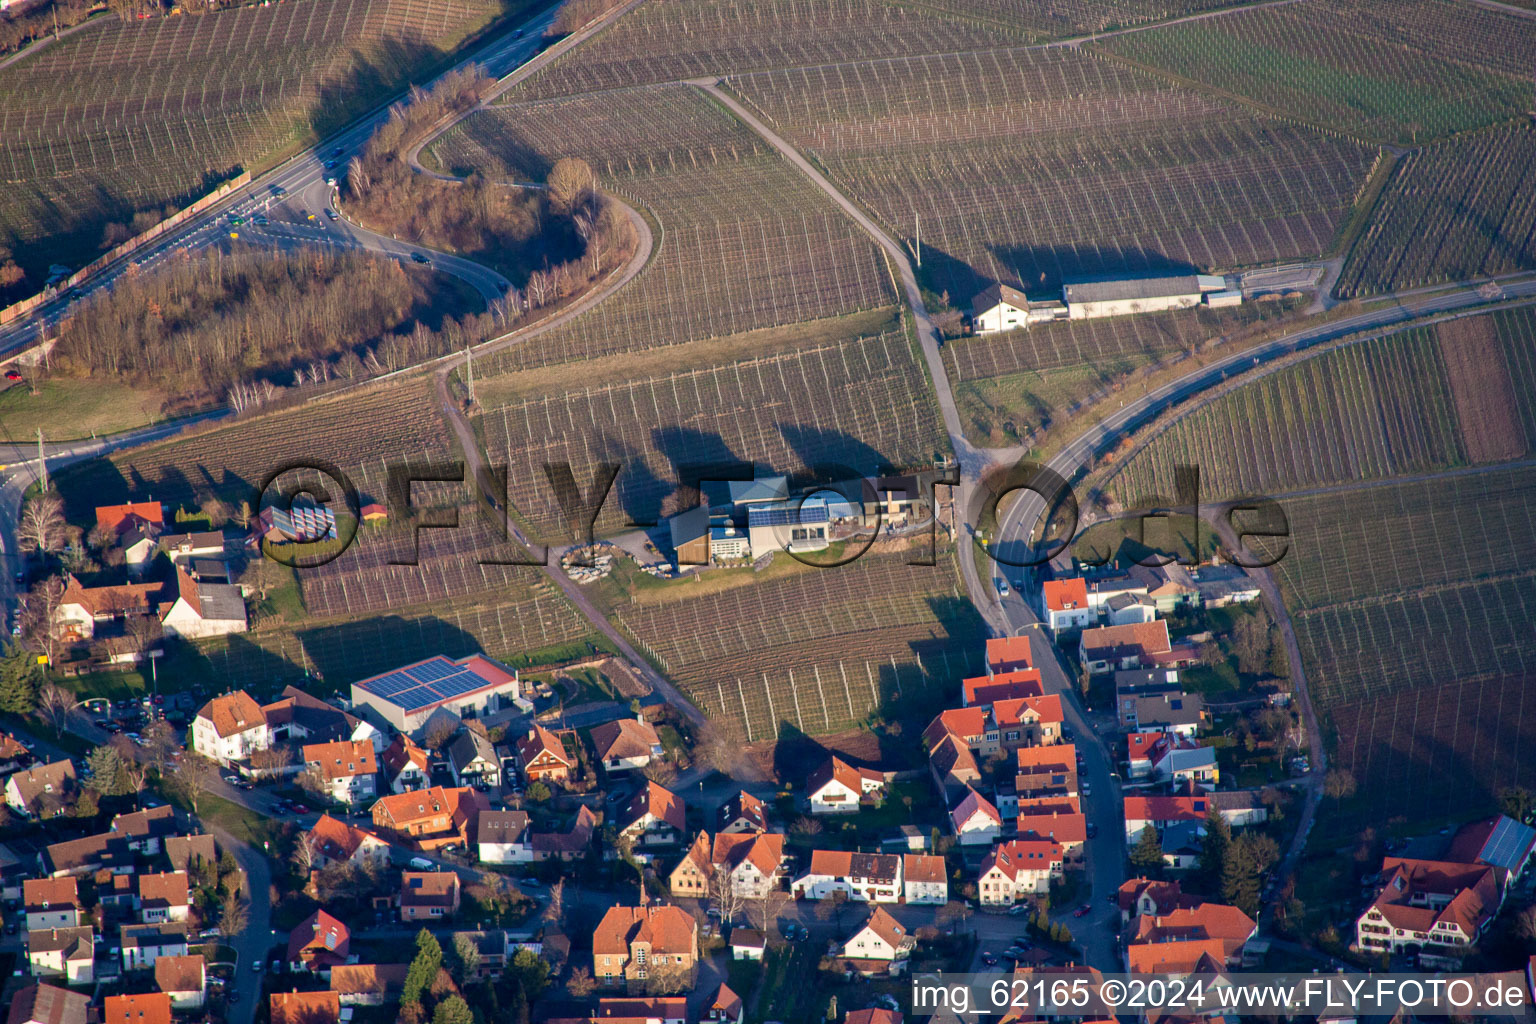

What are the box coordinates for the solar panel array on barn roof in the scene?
[1476,816,1536,871]
[354,655,502,713]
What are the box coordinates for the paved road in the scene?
[0,6,563,358]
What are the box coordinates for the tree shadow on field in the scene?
[290,614,486,699]
[776,423,898,487]
[649,424,757,513]
[988,242,1201,297]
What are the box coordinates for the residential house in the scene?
[711,832,783,897]
[288,910,350,971]
[1126,903,1256,974]
[1356,858,1504,967]
[160,566,246,639]
[515,725,572,784]
[616,781,686,847]
[23,877,79,932]
[949,787,1003,846]
[6,761,76,817]
[52,575,161,641]
[26,927,94,983]
[309,814,391,870]
[42,832,133,878]
[191,691,270,767]
[1159,820,1205,870]
[136,872,190,923]
[668,833,713,899]
[729,930,765,962]
[1190,565,1260,607]
[925,697,1062,761]
[902,853,948,905]
[838,907,914,976]
[111,806,178,855]
[1016,809,1087,861]
[266,686,381,747]
[102,993,172,1024]
[1123,793,1267,845]
[928,733,981,799]
[302,740,378,806]
[1115,669,1182,728]
[592,905,698,991]
[1015,745,1078,802]
[164,835,217,874]
[971,283,1030,335]
[961,669,1045,707]
[1084,572,1150,613]
[1105,592,1158,626]
[806,756,884,814]
[978,840,1065,904]
[348,654,525,737]
[791,850,902,903]
[451,930,516,981]
[329,964,410,1006]
[592,718,664,773]
[707,985,743,1024]
[7,984,89,1024]
[1080,620,1171,674]
[156,530,225,567]
[269,991,341,1024]
[595,998,688,1024]
[381,735,431,793]
[476,810,533,865]
[448,728,501,788]
[399,872,460,922]
[1447,815,1536,878]
[1128,563,1198,614]
[716,791,767,834]
[1131,692,1206,738]
[0,731,33,772]
[528,805,599,861]
[1126,732,1162,780]
[154,954,206,1009]
[120,923,189,971]
[1117,878,1198,924]
[371,786,487,851]
[1148,737,1219,786]
[1040,578,1093,633]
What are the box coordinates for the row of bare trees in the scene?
[548,0,627,35]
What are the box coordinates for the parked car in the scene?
[980,952,998,966]
[3,370,21,382]
[411,252,431,265]
[1074,903,1092,918]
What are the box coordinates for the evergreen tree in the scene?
[87,746,134,796]
[432,996,474,1024]
[0,643,41,714]
[1130,825,1164,873]
[403,929,444,1006]
[506,978,530,1024]
[1199,809,1231,888]
[1222,833,1280,917]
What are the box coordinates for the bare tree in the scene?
[543,878,565,926]
[18,491,66,554]
[21,574,67,671]
[708,864,746,927]
[219,890,249,937]
[292,831,320,876]
[172,753,220,816]
[546,158,596,214]
[249,743,294,776]
[37,681,74,730]
[567,966,596,998]
[746,889,791,937]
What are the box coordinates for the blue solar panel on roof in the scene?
[1480,817,1536,870]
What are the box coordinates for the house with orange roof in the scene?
[707,983,743,1024]
[591,718,664,773]
[399,871,459,922]
[616,781,686,847]
[135,871,190,923]
[52,574,163,641]
[978,839,1065,904]
[371,786,487,851]
[594,996,687,1024]
[926,696,1062,763]
[287,910,350,971]
[270,991,341,1024]
[23,877,79,932]
[329,964,410,1006]
[716,791,767,834]
[94,502,165,573]
[1126,731,1164,779]
[190,691,270,767]
[1014,744,1079,802]
[95,501,165,536]
[308,814,391,870]
[986,636,1034,675]
[154,954,206,1009]
[1126,903,1255,975]
[381,734,431,793]
[949,786,1002,846]
[1117,878,1200,924]
[301,739,378,805]
[791,850,903,903]
[1355,857,1505,967]
[515,724,573,784]
[1040,578,1093,632]
[839,906,914,976]
[1122,794,1212,844]
[709,832,784,897]
[903,853,948,905]
[593,905,698,992]
[846,1012,902,1024]
[961,668,1044,706]
[1016,810,1087,860]
[1080,620,1171,675]
[806,756,884,814]
[103,993,172,1024]
[668,832,712,899]
[928,733,981,797]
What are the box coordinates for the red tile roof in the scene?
[154,955,205,995]
[592,906,696,957]
[102,994,171,1024]
[195,691,266,738]
[302,740,377,781]
[95,502,164,534]
[310,814,384,862]
[270,991,341,1024]
[902,853,946,884]
[993,694,1064,727]
[620,781,685,834]
[1043,578,1089,612]
[1081,620,1171,660]
[986,636,1034,674]
[591,718,661,763]
[982,840,1065,881]
[1016,810,1087,845]
[711,832,783,877]
[23,877,78,911]
[287,910,350,965]
[962,669,1044,705]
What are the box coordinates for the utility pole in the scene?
[36,428,47,492]
[465,346,474,404]
[915,213,921,268]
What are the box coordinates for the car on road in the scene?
[514,27,522,36]
[1003,946,1028,959]
[980,952,998,966]
[253,214,268,225]
[332,146,344,157]
[411,252,431,265]
[228,215,244,226]
[325,208,338,220]
[271,185,287,198]
[4,370,21,381]
[1074,903,1092,918]
[1086,823,1098,839]
[520,878,544,888]
[227,991,239,1004]
[1082,782,1091,796]
[1007,903,1030,915]
[324,159,337,169]
[252,962,262,973]
[995,577,1009,596]
[408,857,433,870]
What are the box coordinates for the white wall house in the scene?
[791,851,903,903]
[807,757,883,814]
[476,811,533,865]
[1063,274,1225,320]
[190,692,270,768]
[971,283,1030,335]
[978,840,1064,905]
[902,854,948,906]
[949,788,1003,846]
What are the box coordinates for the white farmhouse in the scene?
[902,854,948,905]
[806,756,884,814]
[949,787,1003,846]
[190,691,270,767]
[160,567,247,639]
[791,850,902,903]
[1062,274,1226,320]
[971,283,1030,335]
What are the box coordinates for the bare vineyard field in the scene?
[431,86,894,370]
[1107,325,1466,505]
[613,552,987,739]
[0,0,503,279]
[1091,0,1536,143]
[917,0,1245,36]
[729,48,1378,300]
[54,378,454,519]
[198,587,598,693]
[1336,126,1536,298]
[1492,307,1536,452]
[474,326,945,539]
[505,0,1025,101]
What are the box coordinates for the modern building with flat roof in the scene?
[350,654,522,734]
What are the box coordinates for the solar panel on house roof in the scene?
[1480,817,1536,870]
[355,656,503,713]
